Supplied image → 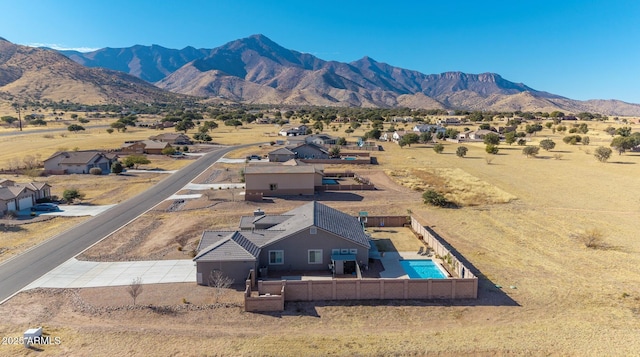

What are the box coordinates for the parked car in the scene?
[31,203,59,212]
[246,155,262,160]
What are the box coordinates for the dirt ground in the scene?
[2,119,640,355]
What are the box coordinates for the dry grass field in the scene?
[2,117,640,355]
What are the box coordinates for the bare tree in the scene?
[208,270,234,303]
[127,277,143,305]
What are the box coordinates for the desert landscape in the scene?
[1,111,640,355]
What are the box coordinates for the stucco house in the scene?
[0,180,50,214]
[43,151,118,174]
[148,133,191,145]
[278,125,308,137]
[268,147,296,162]
[412,124,446,135]
[194,201,371,284]
[244,161,323,200]
[391,131,408,143]
[121,140,172,155]
[288,143,329,159]
[305,134,336,146]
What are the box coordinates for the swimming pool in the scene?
[399,260,447,279]
[322,178,339,185]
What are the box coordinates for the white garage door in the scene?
[7,201,16,212]
[18,196,33,210]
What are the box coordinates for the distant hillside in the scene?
[60,45,211,83]
[0,38,181,104]
[39,35,640,115]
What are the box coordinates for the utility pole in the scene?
[12,102,22,131]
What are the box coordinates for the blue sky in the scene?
[1,0,639,103]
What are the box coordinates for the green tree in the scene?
[329,146,341,158]
[400,133,420,147]
[456,146,468,158]
[610,135,637,155]
[123,155,151,169]
[563,135,582,145]
[504,131,516,145]
[433,143,444,154]
[615,126,632,137]
[161,147,176,155]
[1,116,17,125]
[67,124,85,132]
[419,131,433,143]
[175,119,195,133]
[539,139,556,151]
[594,146,612,162]
[110,121,126,132]
[336,137,347,146]
[111,161,123,174]
[193,132,212,142]
[483,133,500,146]
[63,188,85,203]
[485,144,499,154]
[522,146,540,158]
[444,128,459,139]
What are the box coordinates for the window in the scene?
[349,248,358,255]
[341,249,349,254]
[269,250,284,265]
[331,248,340,255]
[308,249,322,264]
[269,184,278,191]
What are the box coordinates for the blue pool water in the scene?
[322,178,339,185]
[399,260,447,279]
[343,157,356,160]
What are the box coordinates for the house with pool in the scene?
[195,201,478,311]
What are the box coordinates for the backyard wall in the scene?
[411,216,477,280]
[257,278,477,301]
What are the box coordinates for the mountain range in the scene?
[1,34,639,115]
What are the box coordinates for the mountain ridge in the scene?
[4,34,638,115]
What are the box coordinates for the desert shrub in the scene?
[111,162,123,174]
[563,135,582,145]
[63,188,85,203]
[89,167,102,175]
[485,144,499,154]
[162,147,176,155]
[517,138,527,146]
[539,139,556,151]
[422,189,451,207]
[571,228,607,249]
[455,146,468,158]
[433,143,444,154]
[522,146,540,158]
[582,136,590,145]
[594,146,612,163]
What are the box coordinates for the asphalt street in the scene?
[0,145,239,303]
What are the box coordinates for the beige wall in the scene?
[257,278,478,301]
[245,172,316,196]
[411,216,477,280]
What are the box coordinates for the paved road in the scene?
[0,145,239,303]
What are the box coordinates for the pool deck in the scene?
[379,251,440,279]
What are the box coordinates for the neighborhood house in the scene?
[244,160,323,200]
[194,201,371,284]
[0,179,51,214]
[43,151,118,175]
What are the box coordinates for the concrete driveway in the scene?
[23,258,196,289]
[28,204,116,217]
